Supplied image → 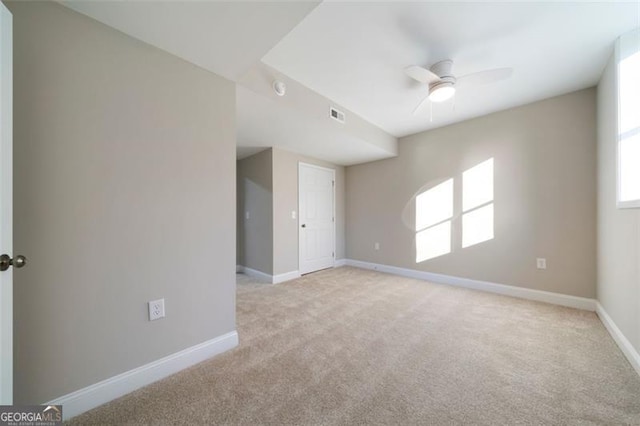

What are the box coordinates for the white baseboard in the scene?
[238,266,272,282]
[237,265,300,284]
[596,303,640,376]
[273,270,300,284]
[47,331,238,420]
[335,259,347,267]
[344,259,596,311]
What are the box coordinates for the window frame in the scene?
[616,28,640,209]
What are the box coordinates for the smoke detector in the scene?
[272,80,286,96]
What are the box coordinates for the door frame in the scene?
[298,162,335,275]
[0,1,13,405]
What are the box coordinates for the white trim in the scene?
[334,259,347,267]
[47,331,238,420]
[596,303,640,376]
[237,265,300,284]
[615,29,640,209]
[0,3,12,405]
[344,259,596,311]
[617,199,640,209]
[238,266,272,283]
[297,162,337,173]
[272,270,300,284]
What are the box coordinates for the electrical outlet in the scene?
[374,242,380,250]
[291,211,296,219]
[536,258,547,270]
[148,299,165,321]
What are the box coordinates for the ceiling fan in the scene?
[405,60,513,114]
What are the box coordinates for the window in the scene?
[617,28,640,208]
[462,158,494,248]
[415,179,453,262]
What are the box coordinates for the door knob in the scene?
[0,254,27,272]
[301,224,306,228]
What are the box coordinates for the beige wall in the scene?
[8,1,236,403]
[346,89,597,298]
[272,148,345,275]
[597,54,640,352]
[237,149,273,275]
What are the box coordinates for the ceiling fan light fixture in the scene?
[428,82,455,102]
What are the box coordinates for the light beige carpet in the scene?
[70,267,640,425]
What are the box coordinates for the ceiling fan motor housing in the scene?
[430,59,454,78]
[429,59,456,99]
[429,59,456,89]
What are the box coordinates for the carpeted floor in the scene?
[70,267,640,425]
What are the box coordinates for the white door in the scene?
[0,2,12,405]
[299,163,335,275]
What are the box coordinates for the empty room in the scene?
[0,1,639,424]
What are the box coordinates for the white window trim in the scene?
[616,28,640,209]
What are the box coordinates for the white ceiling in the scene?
[61,0,320,82]
[264,1,640,137]
[237,86,394,166]
[60,1,639,163]
[237,63,397,165]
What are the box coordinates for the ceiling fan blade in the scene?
[405,65,440,84]
[412,93,430,115]
[456,68,513,88]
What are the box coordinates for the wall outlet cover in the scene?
[536,258,547,270]
[148,299,165,321]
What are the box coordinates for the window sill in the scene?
[617,199,640,209]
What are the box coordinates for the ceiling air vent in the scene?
[329,107,345,124]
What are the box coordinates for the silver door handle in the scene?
[301,224,306,228]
